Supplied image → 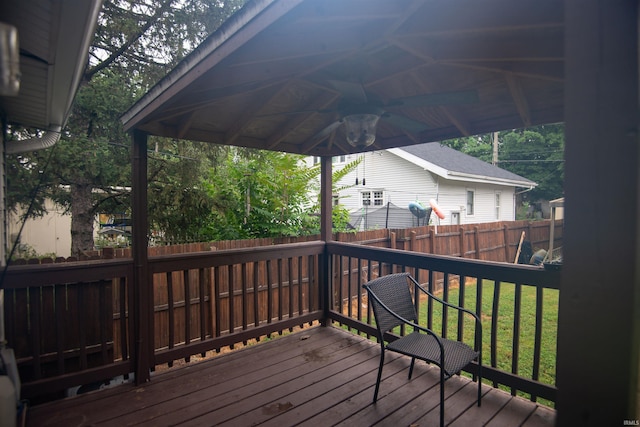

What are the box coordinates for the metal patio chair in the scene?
[363,272,482,427]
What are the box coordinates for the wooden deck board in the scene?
[26,326,555,427]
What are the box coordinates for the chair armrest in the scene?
[407,275,483,355]
[407,275,482,326]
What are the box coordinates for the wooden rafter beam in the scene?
[266,92,341,150]
[224,83,292,145]
[505,72,532,127]
[409,71,472,137]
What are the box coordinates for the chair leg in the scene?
[440,368,445,427]
[477,361,482,407]
[373,349,385,403]
[408,357,416,379]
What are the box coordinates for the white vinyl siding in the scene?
[434,182,516,225]
[336,151,438,212]
[309,150,520,226]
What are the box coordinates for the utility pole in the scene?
[492,132,499,165]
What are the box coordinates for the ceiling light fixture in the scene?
[343,113,380,147]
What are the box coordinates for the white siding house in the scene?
[311,142,536,229]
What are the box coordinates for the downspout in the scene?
[514,185,535,220]
[5,125,62,154]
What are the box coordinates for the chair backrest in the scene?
[364,272,418,335]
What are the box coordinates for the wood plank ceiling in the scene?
[122,0,564,157]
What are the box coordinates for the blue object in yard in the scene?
[408,201,428,218]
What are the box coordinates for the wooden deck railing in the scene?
[2,259,135,401]
[4,238,560,405]
[2,241,325,401]
[326,241,561,404]
[146,241,324,366]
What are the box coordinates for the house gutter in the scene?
[5,125,62,154]
[447,170,536,189]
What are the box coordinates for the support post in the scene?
[557,1,639,424]
[132,129,152,383]
[319,156,332,325]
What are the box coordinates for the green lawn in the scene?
[382,278,558,406]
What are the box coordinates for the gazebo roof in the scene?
[121,0,564,156]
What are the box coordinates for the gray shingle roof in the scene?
[398,142,536,186]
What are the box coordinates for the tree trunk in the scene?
[70,183,95,256]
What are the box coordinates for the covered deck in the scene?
[26,325,554,427]
[1,0,638,425]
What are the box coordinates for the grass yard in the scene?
[421,278,559,405]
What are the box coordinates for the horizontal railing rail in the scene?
[326,241,561,405]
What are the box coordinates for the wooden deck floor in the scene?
[26,325,555,426]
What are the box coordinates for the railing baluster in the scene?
[511,282,523,396]
[214,266,221,345]
[475,276,483,382]
[77,283,87,370]
[338,255,344,320]
[356,258,362,323]
[442,273,449,339]
[184,269,191,361]
[167,272,175,357]
[119,277,128,363]
[307,254,314,317]
[253,262,260,332]
[242,263,248,338]
[367,258,373,339]
[228,265,235,346]
[126,273,135,373]
[458,274,466,342]
[199,268,206,356]
[100,281,109,364]
[277,259,283,335]
[532,285,544,402]
[266,259,273,337]
[491,280,501,388]
[427,269,434,330]
[55,285,65,374]
[413,268,421,325]
[288,258,294,332]
[298,256,303,327]
[367,260,374,337]
[30,287,42,380]
[346,256,352,325]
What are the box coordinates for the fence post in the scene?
[459,226,466,258]
[474,226,481,259]
[429,226,436,254]
[503,223,510,262]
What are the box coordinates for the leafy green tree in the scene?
[498,124,564,201]
[6,0,246,255]
[443,124,564,202]
[444,134,493,162]
[203,150,319,239]
[147,140,226,244]
[7,70,135,253]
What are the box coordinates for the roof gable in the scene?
[389,142,536,187]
